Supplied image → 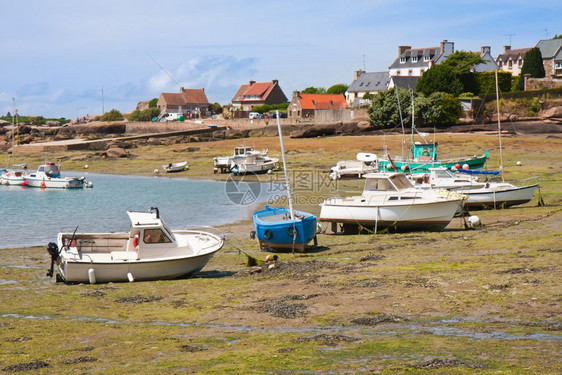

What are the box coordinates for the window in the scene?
[508,60,512,69]
[143,229,172,244]
[408,69,413,75]
[412,56,418,63]
[518,59,522,67]
[312,100,316,106]
[424,55,430,61]
[400,57,406,63]
[555,61,562,69]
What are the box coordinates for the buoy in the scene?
[88,268,97,284]
[154,169,159,174]
[462,164,469,170]
[84,164,89,169]
[451,166,457,171]
[41,181,46,188]
[516,161,522,166]
[455,164,461,170]
[127,272,134,282]
[466,215,481,229]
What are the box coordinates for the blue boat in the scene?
[251,111,318,252]
[252,205,318,252]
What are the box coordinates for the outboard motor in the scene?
[46,242,59,278]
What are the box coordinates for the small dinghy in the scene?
[163,161,188,173]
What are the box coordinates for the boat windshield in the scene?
[143,228,173,244]
[389,174,414,190]
[364,177,396,192]
[434,169,454,179]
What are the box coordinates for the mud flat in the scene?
[1,131,561,373]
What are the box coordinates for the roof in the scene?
[535,39,562,59]
[391,76,421,90]
[297,93,348,110]
[347,71,390,93]
[496,47,532,62]
[232,81,279,103]
[160,88,209,106]
[389,46,442,69]
[127,211,162,227]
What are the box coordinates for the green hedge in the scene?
[460,71,512,97]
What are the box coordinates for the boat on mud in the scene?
[319,172,465,234]
[163,161,188,173]
[213,146,268,173]
[46,207,224,284]
[329,152,379,180]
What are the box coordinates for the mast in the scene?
[495,70,504,182]
[275,110,295,220]
[395,87,406,159]
[410,91,415,156]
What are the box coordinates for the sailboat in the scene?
[251,111,318,252]
[377,91,489,174]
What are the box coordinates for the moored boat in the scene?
[24,162,88,188]
[1,170,27,186]
[213,146,268,173]
[163,161,188,173]
[329,152,379,180]
[46,207,224,284]
[319,172,465,233]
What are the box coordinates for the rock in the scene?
[105,147,129,158]
[540,106,562,119]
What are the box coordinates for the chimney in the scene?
[180,87,184,93]
[201,88,204,92]
[354,69,365,80]
[481,46,490,55]
[440,39,454,55]
[503,45,511,53]
[272,79,278,85]
[398,45,411,57]
[249,80,256,86]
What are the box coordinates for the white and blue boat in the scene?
[252,111,318,252]
[253,205,317,252]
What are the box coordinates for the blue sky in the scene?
[1,0,559,119]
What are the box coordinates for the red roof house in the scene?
[288,91,349,120]
[231,80,288,112]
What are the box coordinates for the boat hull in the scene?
[253,206,317,252]
[379,152,489,174]
[320,197,461,232]
[462,183,539,210]
[25,177,83,188]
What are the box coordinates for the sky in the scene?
[1,0,560,119]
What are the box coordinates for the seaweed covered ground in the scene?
[1,131,561,373]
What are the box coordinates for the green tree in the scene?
[208,102,223,114]
[553,34,562,39]
[440,51,485,75]
[416,64,464,96]
[326,84,348,95]
[128,108,160,122]
[369,87,413,128]
[301,87,325,94]
[148,98,158,108]
[98,109,124,121]
[518,47,546,90]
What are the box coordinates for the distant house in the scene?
[346,70,390,107]
[231,79,288,112]
[288,91,348,120]
[388,76,421,90]
[157,87,209,117]
[471,46,498,72]
[389,40,455,77]
[535,39,562,77]
[496,45,532,76]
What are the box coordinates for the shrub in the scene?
[97,109,124,121]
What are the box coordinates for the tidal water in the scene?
[0,173,274,248]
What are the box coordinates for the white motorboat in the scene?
[24,162,88,188]
[231,151,278,174]
[410,167,539,210]
[1,170,27,186]
[213,146,268,173]
[163,161,188,173]
[329,152,379,180]
[46,207,224,284]
[319,172,465,233]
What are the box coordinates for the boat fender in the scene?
[422,149,430,157]
[127,272,134,282]
[250,231,256,240]
[88,268,96,284]
[264,229,273,240]
[287,226,297,237]
[133,234,139,249]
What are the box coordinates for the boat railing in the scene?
[180,225,226,240]
[506,175,541,187]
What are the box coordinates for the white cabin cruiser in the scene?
[231,151,278,174]
[320,172,465,233]
[329,153,379,180]
[46,207,224,284]
[1,170,27,186]
[24,162,88,188]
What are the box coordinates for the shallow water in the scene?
[0,172,273,248]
